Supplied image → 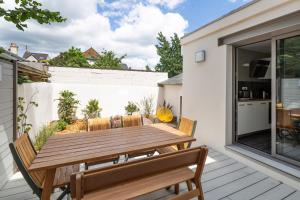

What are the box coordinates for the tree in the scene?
[155,32,183,77]
[145,65,152,72]
[0,0,66,31]
[49,47,90,67]
[93,50,126,69]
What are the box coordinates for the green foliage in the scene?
[82,99,102,119]
[56,119,67,131]
[49,47,90,67]
[277,35,300,78]
[138,96,154,118]
[0,46,4,54]
[56,90,79,124]
[18,74,32,84]
[0,0,66,31]
[93,50,126,69]
[125,101,139,115]
[155,32,182,77]
[17,95,38,134]
[34,122,60,151]
[145,65,152,71]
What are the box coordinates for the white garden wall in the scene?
[161,85,182,118]
[18,67,167,139]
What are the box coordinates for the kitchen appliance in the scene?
[249,59,270,78]
[239,86,250,99]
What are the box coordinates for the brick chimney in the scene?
[8,43,19,55]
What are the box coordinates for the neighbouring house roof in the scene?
[158,73,182,86]
[23,51,49,61]
[0,49,50,81]
[182,0,259,39]
[83,47,100,60]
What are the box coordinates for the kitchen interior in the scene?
[236,40,272,154]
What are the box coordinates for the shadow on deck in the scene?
[0,148,299,200]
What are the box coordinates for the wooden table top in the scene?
[29,123,196,171]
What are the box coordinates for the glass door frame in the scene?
[271,30,300,167]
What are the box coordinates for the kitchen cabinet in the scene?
[237,101,271,135]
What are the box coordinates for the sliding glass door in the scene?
[275,33,300,165]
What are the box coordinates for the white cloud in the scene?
[0,0,188,69]
[147,0,185,9]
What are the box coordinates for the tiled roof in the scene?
[23,51,49,61]
[83,47,100,59]
[158,73,182,86]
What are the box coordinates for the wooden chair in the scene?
[87,117,112,132]
[276,108,298,143]
[122,115,143,127]
[122,115,155,161]
[85,117,119,170]
[9,133,79,200]
[157,117,197,154]
[70,146,208,200]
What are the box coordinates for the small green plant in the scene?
[138,96,154,118]
[125,101,139,115]
[82,99,102,119]
[17,94,38,134]
[56,90,79,124]
[18,74,32,84]
[56,119,68,131]
[34,122,60,151]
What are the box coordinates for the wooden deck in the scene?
[0,148,299,200]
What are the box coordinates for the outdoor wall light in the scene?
[195,50,205,63]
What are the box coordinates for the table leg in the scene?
[41,168,56,200]
[174,143,185,195]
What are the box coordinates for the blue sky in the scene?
[174,0,250,33]
[0,0,251,69]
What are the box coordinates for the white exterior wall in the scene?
[182,0,300,189]
[0,59,14,188]
[19,67,167,139]
[162,85,182,118]
[25,55,38,62]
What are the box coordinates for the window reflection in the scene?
[276,35,300,163]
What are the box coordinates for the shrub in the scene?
[138,96,154,118]
[124,101,139,115]
[82,99,102,119]
[17,95,38,134]
[34,122,60,151]
[56,119,68,131]
[56,90,79,124]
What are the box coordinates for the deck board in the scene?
[0,149,298,200]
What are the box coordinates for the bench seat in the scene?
[84,167,194,200]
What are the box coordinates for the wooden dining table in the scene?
[28,123,196,200]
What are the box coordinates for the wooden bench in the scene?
[70,146,208,200]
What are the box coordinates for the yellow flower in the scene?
[156,107,173,123]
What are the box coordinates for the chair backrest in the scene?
[70,146,208,199]
[87,117,112,132]
[178,117,197,148]
[277,108,294,129]
[122,115,143,127]
[9,133,44,197]
[277,102,284,109]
